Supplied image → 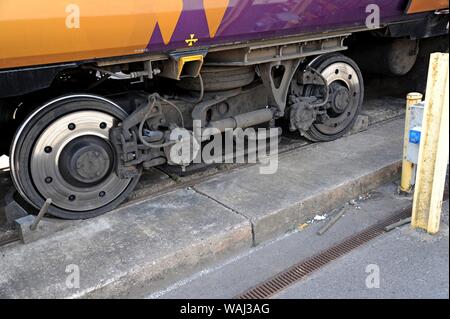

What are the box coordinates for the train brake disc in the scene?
[10,95,141,219]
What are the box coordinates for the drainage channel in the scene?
[236,206,412,299]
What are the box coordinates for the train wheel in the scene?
[10,95,141,219]
[302,53,364,142]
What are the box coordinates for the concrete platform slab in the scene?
[149,183,415,299]
[361,97,405,125]
[195,119,404,244]
[0,189,252,298]
[128,168,176,201]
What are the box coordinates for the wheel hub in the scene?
[59,136,113,186]
[329,82,350,114]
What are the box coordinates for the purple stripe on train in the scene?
[147,0,409,52]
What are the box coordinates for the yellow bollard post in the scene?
[411,53,449,234]
[400,92,423,193]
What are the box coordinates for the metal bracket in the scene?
[298,67,326,86]
[0,191,73,245]
[159,49,207,80]
[192,89,242,122]
[120,94,160,139]
[259,59,302,117]
[14,198,74,244]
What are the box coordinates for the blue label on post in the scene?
[409,129,421,144]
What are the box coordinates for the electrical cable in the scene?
[177,73,205,104]
[137,94,185,149]
[158,96,185,128]
[307,66,330,108]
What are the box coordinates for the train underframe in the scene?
[0,21,448,219]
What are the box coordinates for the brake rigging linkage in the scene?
[109,93,185,179]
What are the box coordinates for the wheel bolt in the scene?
[45,177,53,184]
[68,195,76,201]
[99,191,106,198]
[100,122,107,129]
[44,146,53,154]
[68,123,76,131]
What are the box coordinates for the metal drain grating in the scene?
[237,207,412,299]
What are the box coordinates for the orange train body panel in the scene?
[0,0,184,69]
[204,0,230,38]
[407,0,449,14]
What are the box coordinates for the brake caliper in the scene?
[110,94,166,179]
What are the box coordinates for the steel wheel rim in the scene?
[313,62,361,135]
[30,110,130,212]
